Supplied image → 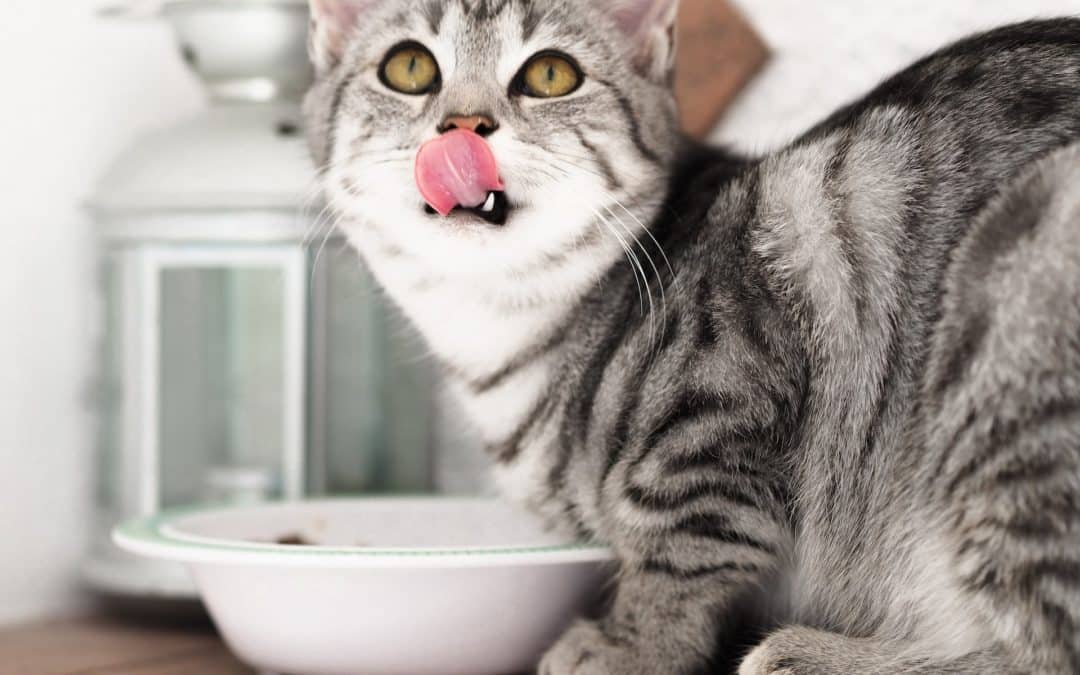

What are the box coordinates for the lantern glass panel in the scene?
[310,246,434,494]
[159,265,289,506]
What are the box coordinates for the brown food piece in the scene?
[675,0,770,139]
[275,533,314,546]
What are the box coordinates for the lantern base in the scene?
[82,550,198,603]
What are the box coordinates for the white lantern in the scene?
[82,0,442,603]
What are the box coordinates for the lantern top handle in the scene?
[100,0,314,103]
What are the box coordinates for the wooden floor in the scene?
[0,616,251,675]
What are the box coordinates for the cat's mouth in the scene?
[416,129,509,227]
[423,190,510,226]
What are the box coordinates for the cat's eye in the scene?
[380,42,440,95]
[514,51,583,98]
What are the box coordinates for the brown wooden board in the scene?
[676,0,769,139]
[0,616,250,675]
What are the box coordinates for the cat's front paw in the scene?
[538,620,640,675]
[739,639,797,675]
[739,627,822,675]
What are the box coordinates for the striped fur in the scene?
[306,5,1080,673]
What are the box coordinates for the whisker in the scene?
[590,205,651,323]
[299,165,335,245]
[600,205,662,350]
[546,162,651,324]
[367,157,414,167]
[546,149,652,184]
[603,190,679,293]
[302,145,415,250]
[545,155,668,350]
[597,214,645,317]
[546,155,676,292]
[304,200,338,248]
[310,210,345,286]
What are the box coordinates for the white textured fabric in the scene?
[714,1,1080,152]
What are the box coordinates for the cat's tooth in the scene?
[481,192,496,212]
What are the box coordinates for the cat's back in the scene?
[806,18,1080,145]
[735,18,1080,636]
[748,16,1080,436]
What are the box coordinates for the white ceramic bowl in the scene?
[114,498,614,675]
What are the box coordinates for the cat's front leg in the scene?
[540,450,791,674]
[540,560,773,675]
[538,282,801,675]
[540,536,784,675]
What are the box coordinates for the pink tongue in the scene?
[415,129,504,216]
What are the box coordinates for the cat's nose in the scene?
[438,114,499,137]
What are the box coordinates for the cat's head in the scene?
[305,0,680,295]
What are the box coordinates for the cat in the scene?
[304,1,1080,673]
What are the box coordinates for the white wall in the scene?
[0,1,201,625]
[3,0,1080,626]
[715,1,1080,150]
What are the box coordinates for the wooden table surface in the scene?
[0,616,252,675]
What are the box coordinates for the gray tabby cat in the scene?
[304,1,1080,672]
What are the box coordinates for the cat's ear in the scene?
[308,0,375,73]
[596,0,680,82]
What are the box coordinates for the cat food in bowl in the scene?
[114,498,614,675]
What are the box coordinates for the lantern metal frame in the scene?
[114,243,308,517]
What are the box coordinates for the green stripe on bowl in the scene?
[115,499,612,558]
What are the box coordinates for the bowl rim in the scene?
[113,496,616,569]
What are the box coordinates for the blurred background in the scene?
[1,0,1079,632]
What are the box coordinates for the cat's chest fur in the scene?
[350,231,605,525]
[442,311,582,529]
